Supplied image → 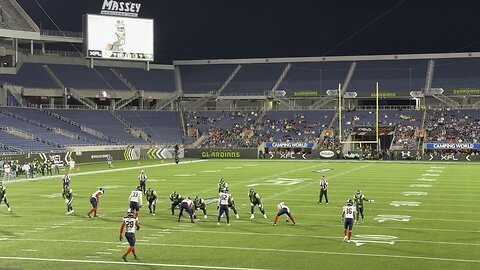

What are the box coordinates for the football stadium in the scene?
[0,1,479,269]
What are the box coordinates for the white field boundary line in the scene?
[1,240,479,264]
[279,196,479,203]
[168,229,480,247]
[3,160,208,185]
[296,205,478,214]
[0,256,269,270]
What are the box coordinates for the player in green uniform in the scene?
[0,182,11,212]
[218,178,229,193]
[146,188,159,215]
[62,186,74,215]
[248,189,267,219]
[193,196,208,219]
[353,190,374,223]
[169,191,184,215]
[228,195,240,219]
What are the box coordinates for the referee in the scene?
[318,176,328,204]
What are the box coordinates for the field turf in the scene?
[0,159,479,270]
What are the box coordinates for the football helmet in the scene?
[136,185,142,191]
[218,178,224,184]
[346,199,354,206]
[248,189,255,196]
[127,209,134,217]
[99,188,105,194]
[356,190,361,195]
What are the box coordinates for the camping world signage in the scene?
[425,143,480,150]
[101,0,142,17]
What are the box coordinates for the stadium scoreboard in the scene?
[83,14,154,61]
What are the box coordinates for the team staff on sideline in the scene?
[119,210,140,262]
[342,199,356,243]
[319,176,328,204]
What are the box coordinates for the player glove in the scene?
[370,200,375,203]
[119,235,123,241]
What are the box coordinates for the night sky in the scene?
[16,0,480,64]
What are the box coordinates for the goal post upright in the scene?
[339,81,380,145]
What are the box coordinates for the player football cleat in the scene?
[347,240,351,243]
[152,213,156,216]
[250,214,254,219]
[87,213,91,218]
[273,223,277,226]
[70,209,74,213]
[217,222,220,226]
[227,223,231,226]
[235,214,239,219]
[361,219,364,223]
[343,236,348,242]
[263,214,268,219]
[134,255,138,260]
[204,215,207,219]
[8,207,11,212]
[122,255,127,262]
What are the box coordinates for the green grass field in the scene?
[0,159,479,270]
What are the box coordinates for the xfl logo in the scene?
[88,50,102,57]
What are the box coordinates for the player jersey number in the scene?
[126,220,135,228]
[346,208,353,215]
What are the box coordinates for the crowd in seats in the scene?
[425,109,480,143]
[184,110,335,148]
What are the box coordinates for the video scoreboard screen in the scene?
[83,14,153,61]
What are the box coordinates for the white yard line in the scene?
[3,160,208,185]
[0,256,270,270]
[0,242,478,264]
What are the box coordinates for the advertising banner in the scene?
[184,148,258,159]
[425,143,480,150]
[265,142,315,148]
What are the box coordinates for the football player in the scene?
[218,178,228,193]
[0,182,11,212]
[87,188,104,218]
[119,210,140,262]
[273,202,296,226]
[248,189,267,219]
[178,197,195,223]
[193,196,208,219]
[353,190,374,223]
[217,188,231,226]
[129,186,143,219]
[62,186,74,215]
[145,188,159,215]
[61,172,71,189]
[228,194,240,219]
[138,170,147,195]
[169,191,184,215]
[341,199,356,242]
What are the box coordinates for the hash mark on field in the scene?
[403,192,428,196]
[202,170,221,173]
[430,166,445,169]
[13,233,25,235]
[34,227,47,230]
[410,184,432,188]
[417,178,436,182]
[174,174,196,177]
[422,174,439,177]
[426,170,442,173]
[106,249,121,252]
[95,252,112,255]
[21,249,37,252]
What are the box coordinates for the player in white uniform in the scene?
[178,197,195,223]
[119,210,140,262]
[217,189,231,226]
[128,186,143,219]
[341,199,356,242]
[273,202,296,226]
[68,159,75,173]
